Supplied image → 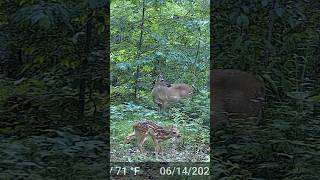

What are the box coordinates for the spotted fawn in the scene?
[124,120,180,159]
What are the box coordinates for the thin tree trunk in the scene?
[134,0,146,100]
[265,0,276,68]
[78,11,92,119]
[193,27,201,85]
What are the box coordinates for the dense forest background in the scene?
[110,0,210,162]
[0,0,109,179]
[212,0,320,179]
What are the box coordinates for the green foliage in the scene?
[111,0,209,99]
[0,0,108,178]
[0,127,107,179]
[212,0,320,179]
[0,0,108,133]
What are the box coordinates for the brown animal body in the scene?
[124,120,180,159]
[211,69,265,127]
[152,74,193,112]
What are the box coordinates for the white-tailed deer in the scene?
[211,69,265,128]
[152,74,193,112]
[124,120,180,159]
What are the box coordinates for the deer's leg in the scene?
[154,140,161,160]
[162,101,168,112]
[158,99,165,113]
[137,132,148,153]
[157,103,163,113]
[154,99,163,113]
[148,129,161,160]
[160,145,164,156]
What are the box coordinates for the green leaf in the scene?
[72,32,86,44]
[38,15,51,30]
[310,95,320,102]
[31,10,44,26]
[98,25,105,34]
[287,91,309,100]
[261,0,268,7]
[87,0,98,9]
[116,62,131,70]
[288,16,298,28]
[237,14,249,27]
[35,55,45,64]
[275,8,284,17]
[241,5,249,14]
[233,36,243,50]
[258,162,279,169]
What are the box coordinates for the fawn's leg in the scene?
[137,132,148,153]
[148,129,161,160]
[160,145,164,156]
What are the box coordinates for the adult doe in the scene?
[151,74,193,112]
[124,120,180,159]
[211,69,265,127]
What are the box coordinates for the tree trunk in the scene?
[134,0,146,100]
[265,0,276,68]
[193,27,201,85]
[78,11,93,119]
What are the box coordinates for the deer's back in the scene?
[133,121,174,141]
[169,84,193,97]
[134,121,161,133]
[152,84,192,101]
[211,69,265,125]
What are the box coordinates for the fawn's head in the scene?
[169,124,180,138]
